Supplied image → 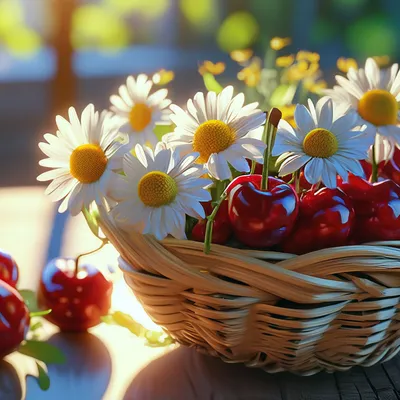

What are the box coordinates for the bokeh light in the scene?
[72,4,130,51]
[180,0,218,32]
[105,0,169,19]
[346,15,397,57]
[2,26,41,56]
[217,11,259,53]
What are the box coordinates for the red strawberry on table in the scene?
[38,258,113,332]
[191,200,231,244]
[338,175,400,243]
[282,187,355,254]
[0,280,30,358]
[227,175,299,248]
[0,250,19,288]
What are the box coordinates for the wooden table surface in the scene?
[1,186,400,400]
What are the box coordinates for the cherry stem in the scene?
[311,182,321,192]
[294,170,301,194]
[250,160,256,174]
[261,108,281,191]
[204,191,228,254]
[74,239,109,276]
[371,144,378,183]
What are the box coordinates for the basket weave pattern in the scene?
[99,212,400,375]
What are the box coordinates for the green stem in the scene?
[75,239,108,276]
[264,48,276,70]
[371,144,378,183]
[204,191,228,254]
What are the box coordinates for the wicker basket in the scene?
[98,208,400,376]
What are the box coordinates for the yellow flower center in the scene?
[69,144,107,184]
[129,103,152,132]
[358,89,398,126]
[192,120,235,163]
[303,128,338,158]
[138,171,178,207]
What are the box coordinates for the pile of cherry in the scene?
[0,250,112,359]
[190,152,400,255]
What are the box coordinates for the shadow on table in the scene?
[0,360,22,400]
[123,346,287,400]
[26,332,111,400]
[124,346,400,400]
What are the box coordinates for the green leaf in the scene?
[18,340,66,364]
[203,73,223,94]
[30,309,52,318]
[154,123,174,141]
[34,362,50,391]
[19,290,39,313]
[269,84,297,107]
[82,206,100,238]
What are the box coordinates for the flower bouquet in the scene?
[38,51,400,375]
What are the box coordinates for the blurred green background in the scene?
[0,0,399,187]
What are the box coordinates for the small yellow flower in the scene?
[276,55,295,68]
[372,55,390,68]
[198,61,226,76]
[304,78,327,94]
[285,60,319,82]
[337,57,358,73]
[152,69,174,85]
[296,51,320,63]
[280,104,296,128]
[230,49,253,63]
[270,37,291,51]
[237,57,261,87]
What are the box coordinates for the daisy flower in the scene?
[325,57,400,161]
[110,144,212,240]
[37,104,128,216]
[163,86,266,181]
[272,97,373,188]
[110,74,171,147]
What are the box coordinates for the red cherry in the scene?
[382,148,400,184]
[282,187,355,254]
[38,258,113,332]
[0,280,30,358]
[227,175,299,248]
[0,250,19,288]
[338,175,400,242]
[191,201,231,244]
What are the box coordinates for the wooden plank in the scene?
[363,365,400,400]
[335,367,378,400]
[278,372,341,400]
[382,358,400,395]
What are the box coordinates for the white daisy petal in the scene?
[217,86,234,120]
[278,154,311,176]
[207,153,232,180]
[304,158,323,184]
[365,57,380,88]
[294,104,315,134]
